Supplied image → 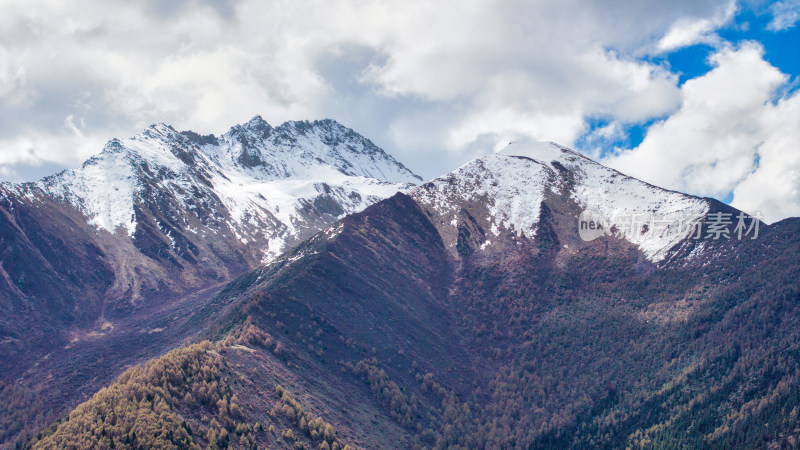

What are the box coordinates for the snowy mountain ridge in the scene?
[34,117,421,262]
[412,141,711,262]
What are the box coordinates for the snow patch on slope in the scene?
[568,153,709,262]
[415,141,710,262]
[40,142,141,236]
[413,155,553,238]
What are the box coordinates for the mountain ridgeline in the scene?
[0,117,420,447]
[1,132,798,449]
[0,116,419,344]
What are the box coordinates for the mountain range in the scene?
[0,119,797,449]
[0,116,418,364]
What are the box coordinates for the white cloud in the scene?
[656,0,738,52]
[767,0,800,31]
[603,42,799,223]
[731,91,800,221]
[0,0,735,181]
[4,0,797,222]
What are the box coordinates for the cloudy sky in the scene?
[0,0,798,222]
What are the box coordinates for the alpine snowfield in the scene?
[32,116,421,262]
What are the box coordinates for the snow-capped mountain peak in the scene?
[413,141,712,262]
[498,140,571,162]
[208,117,422,185]
[33,117,421,262]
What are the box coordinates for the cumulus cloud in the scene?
[1,0,797,221]
[603,42,800,223]
[0,0,732,182]
[730,89,800,221]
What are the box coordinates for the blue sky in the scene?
[581,1,799,155]
[0,0,798,221]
